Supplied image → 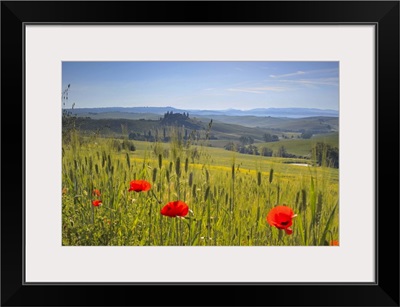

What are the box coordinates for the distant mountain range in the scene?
[69,107,338,118]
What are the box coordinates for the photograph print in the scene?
[62,61,339,247]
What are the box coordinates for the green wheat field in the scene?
[62,124,339,246]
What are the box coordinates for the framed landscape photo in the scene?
[1,1,399,306]
[60,60,340,247]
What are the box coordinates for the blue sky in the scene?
[62,61,339,110]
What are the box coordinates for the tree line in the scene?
[224,141,338,168]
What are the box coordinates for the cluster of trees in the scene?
[128,127,203,143]
[224,142,298,158]
[129,131,156,142]
[163,111,190,119]
[263,131,314,140]
[239,136,254,145]
[159,111,201,130]
[273,146,298,158]
[300,130,313,139]
[111,139,136,152]
[128,112,206,143]
[224,139,339,168]
[260,147,273,156]
[313,142,339,168]
[263,133,279,142]
[224,142,260,155]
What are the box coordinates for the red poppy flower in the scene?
[160,200,189,217]
[330,240,339,246]
[92,189,101,197]
[128,180,151,192]
[92,200,102,207]
[266,205,296,235]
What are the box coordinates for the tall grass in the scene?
[62,132,339,246]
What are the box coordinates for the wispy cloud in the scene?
[278,77,338,87]
[227,86,288,94]
[270,71,306,78]
[269,68,338,79]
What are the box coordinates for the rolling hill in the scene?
[68,113,337,144]
[68,106,338,119]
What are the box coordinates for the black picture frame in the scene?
[1,1,399,306]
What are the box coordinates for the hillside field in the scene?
[62,130,339,246]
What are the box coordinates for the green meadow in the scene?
[62,127,339,246]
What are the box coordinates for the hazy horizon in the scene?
[68,105,338,111]
[62,61,339,111]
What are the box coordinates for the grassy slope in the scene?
[196,115,338,131]
[208,132,338,156]
[254,133,339,156]
[126,139,338,183]
[75,111,339,132]
[63,134,339,246]
[72,116,338,146]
